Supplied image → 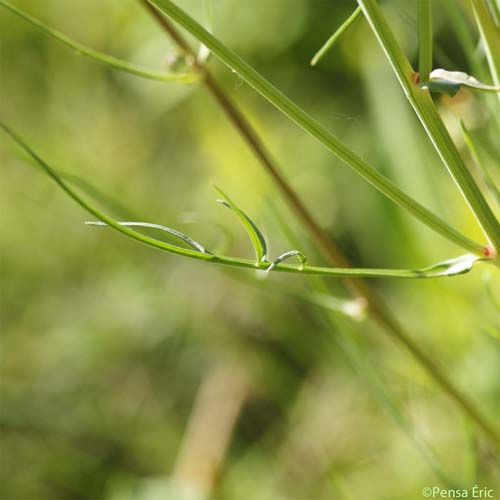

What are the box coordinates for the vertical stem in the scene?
[471,0,500,106]
[139,0,500,448]
[418,0,433,82]
[358,0,500,256]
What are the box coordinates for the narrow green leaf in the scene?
[0,0,198,83]
[421,69,500,96]
[310,7,361,66]
[266,250,307,273]
[215,185,267,264]
[85,221,209,253]
[145,0,486,256]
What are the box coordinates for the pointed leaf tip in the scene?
[214,186,267,264]
[311,6,362,66]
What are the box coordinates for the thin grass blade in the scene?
[0,0,198,83]
[311,7,361,66]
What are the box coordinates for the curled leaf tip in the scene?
[266,250,307,273]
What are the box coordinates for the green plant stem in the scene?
[471,0,500,105]
[144,0,485,256]
[358,0,500,257]
[139,0,500,447]
[311,6,361,66]
[418,0,433,82]
[2,120,487,280]
[0,0,197,83]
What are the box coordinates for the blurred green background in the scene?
[1,0,499,499]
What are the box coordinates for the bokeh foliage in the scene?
[1,1,499,499]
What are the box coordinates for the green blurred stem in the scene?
[418,0,433,81]
[139,1,500,448]
[0,0,197,83]
[358,0,500,257]
[311,6,361,66]
[460,120,500,208]
[471,0,500,105]
[144,0,485,257]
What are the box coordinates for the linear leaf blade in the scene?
[214,186,267,263]
[85,221,209,253]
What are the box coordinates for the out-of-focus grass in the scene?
[1,1,499,499]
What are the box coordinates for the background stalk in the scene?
[471,0,500,106]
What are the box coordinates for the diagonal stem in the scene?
[138,0,499,448]
[143,0,485,256]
